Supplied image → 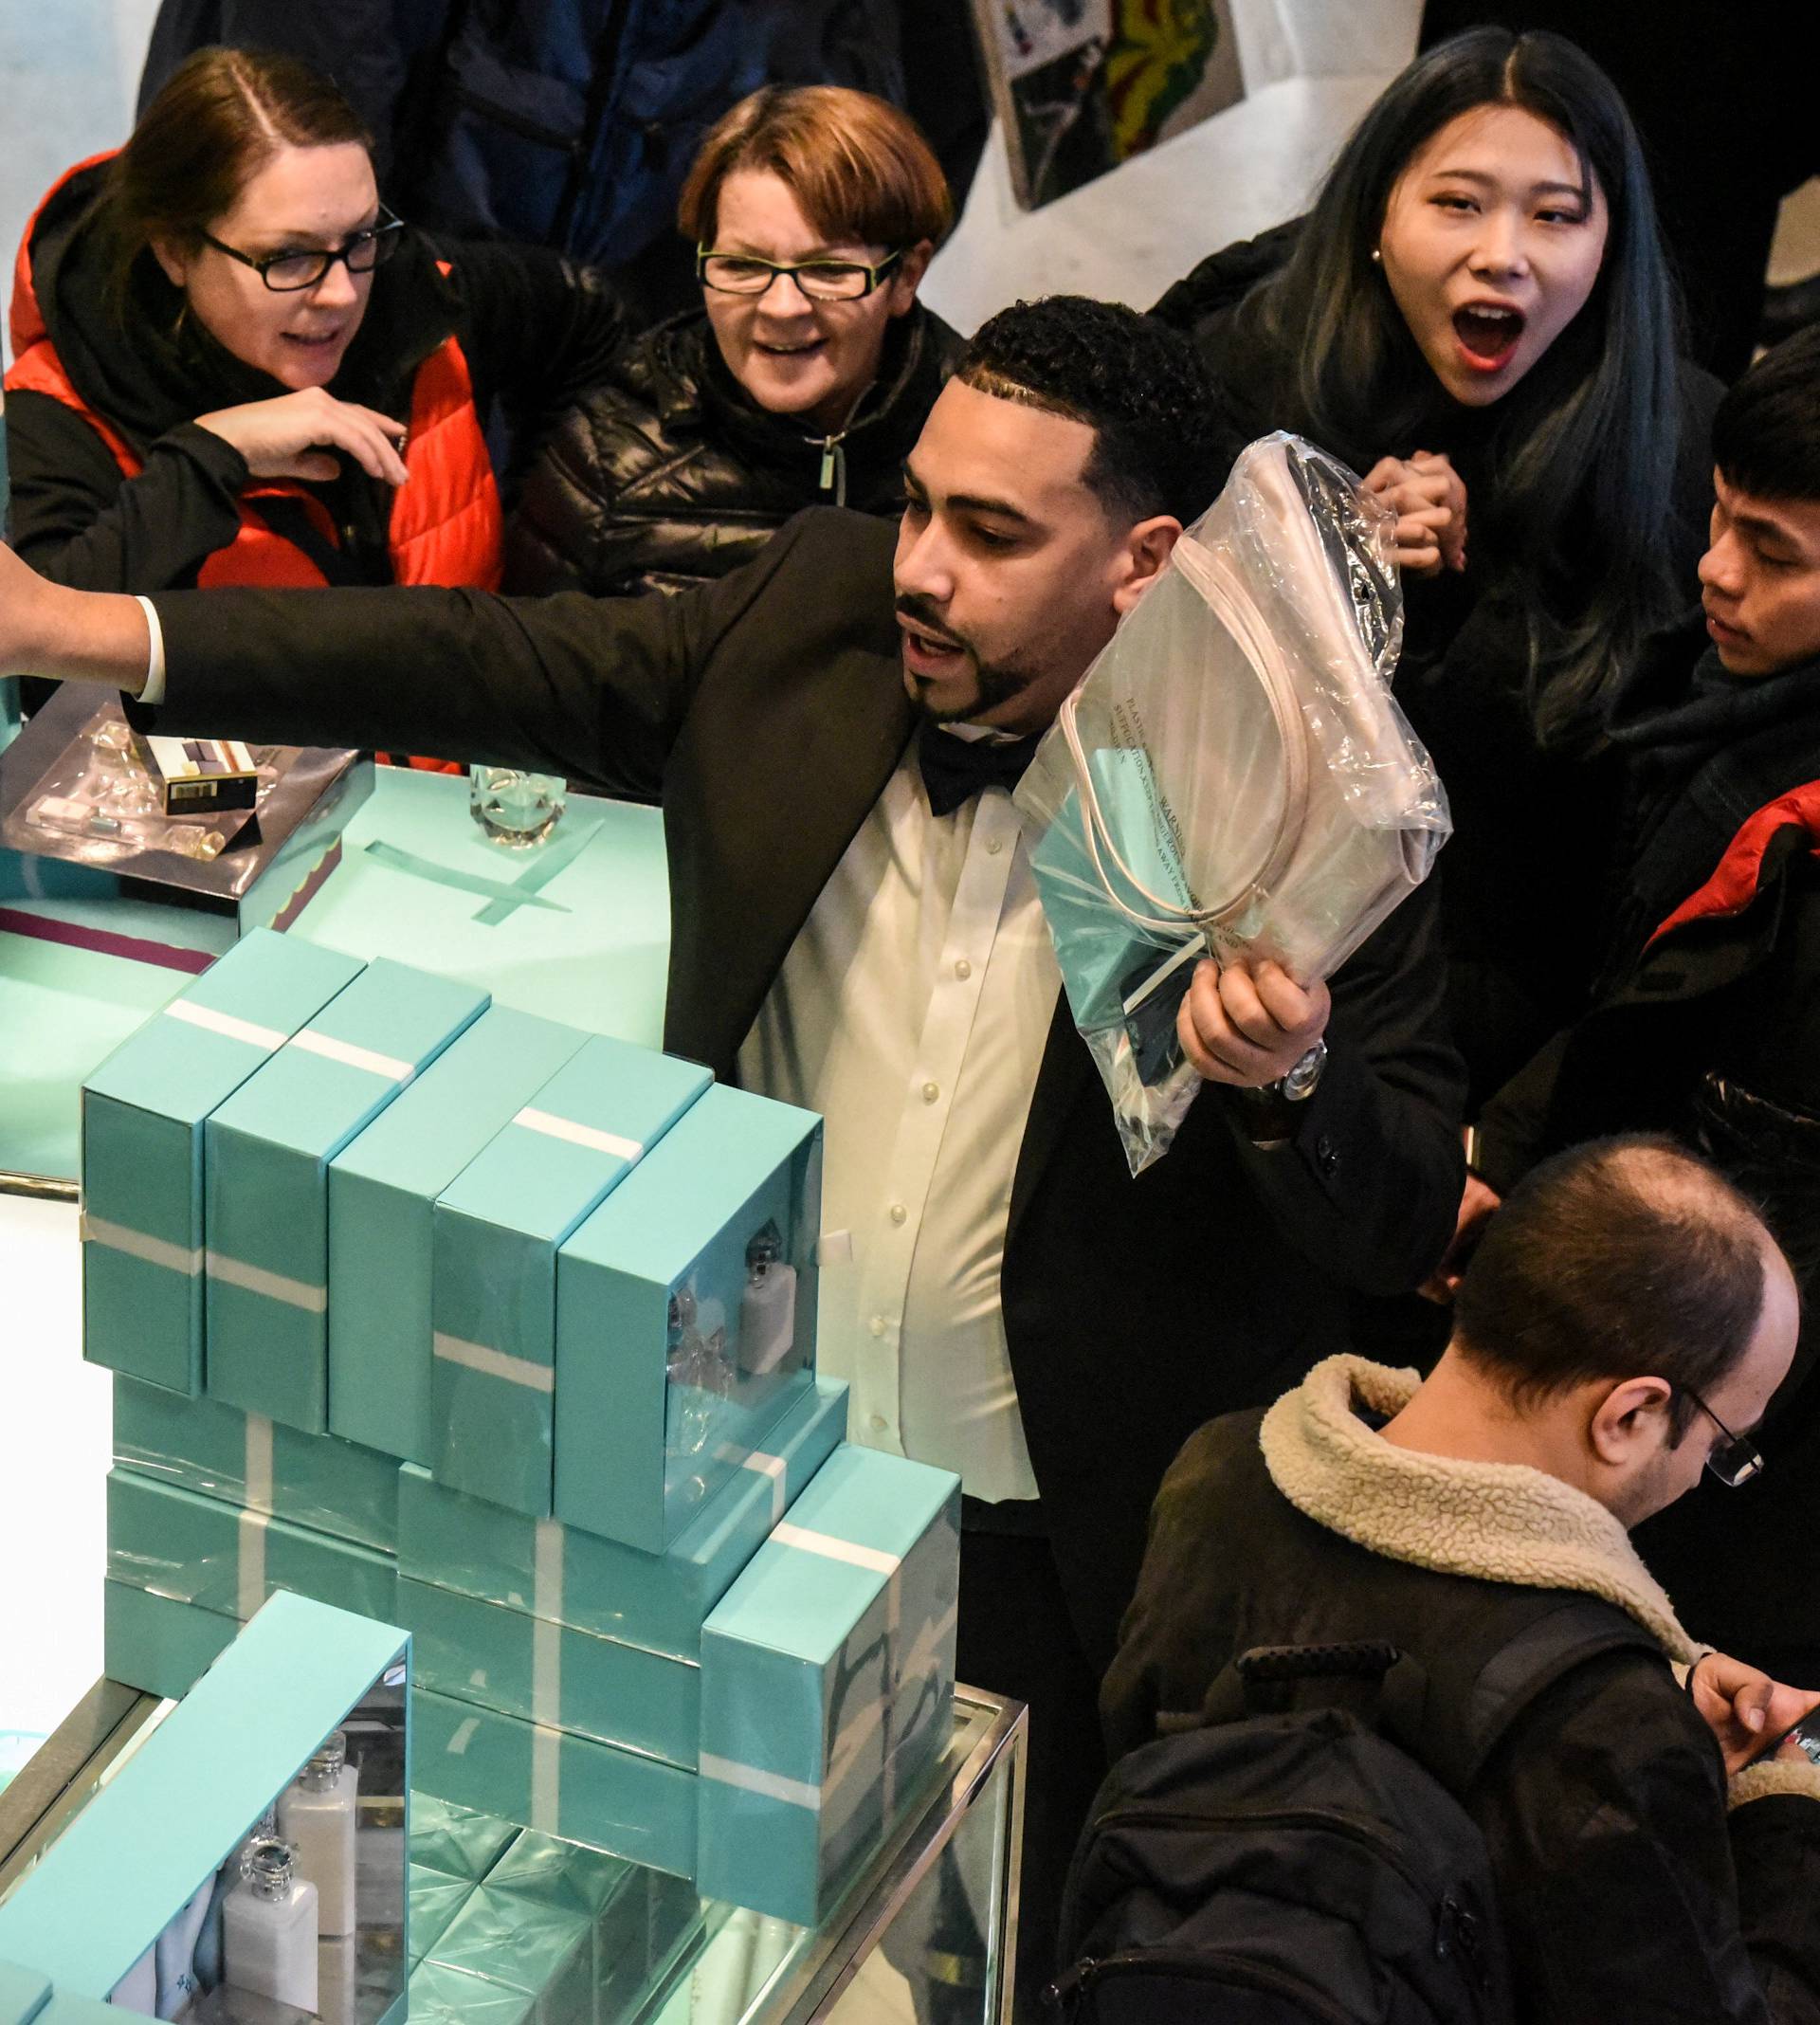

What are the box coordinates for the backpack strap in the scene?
[1398,1593,1668,1795]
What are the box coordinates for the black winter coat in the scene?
[504,305,960,599]
[1479,617,1820,1680]
[1102,1388,1820,2025]
[1153,225,1722,1108]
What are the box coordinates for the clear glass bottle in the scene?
[222,1837,318,2013]
[277,1727,359,1935]
[739,1222,798,1375]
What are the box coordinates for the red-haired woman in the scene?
[507,86,959,600]
[5,47,622,679]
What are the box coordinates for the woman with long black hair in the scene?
[1155,29,1720,1110]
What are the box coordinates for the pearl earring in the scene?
[1371,247,1383,265]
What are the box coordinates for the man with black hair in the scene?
[1104,1135,1820,2024]
[0,296,1465,2002]
[1476,323,1820,1684]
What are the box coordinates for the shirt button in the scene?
[889,1203,908,1226]
[921,1080,939,1104]
[986,838,1004,856]
[868,1414,887,1432]
[955,958,973,980]
[869,1315,886,1338]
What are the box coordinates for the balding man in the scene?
[1102,1136,1820,2024]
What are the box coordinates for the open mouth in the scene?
[898,617,969,676]
[282,330,344,352]
[1451,303,1525,370]
[756,338,826,358]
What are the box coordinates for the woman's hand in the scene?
[195,388,410,486]
[1362,449,1467,578]
[1687,1651,1820,1777]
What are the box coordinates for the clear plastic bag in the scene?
[1015,431,1451,1175]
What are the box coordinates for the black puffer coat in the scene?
[504,303,959,599]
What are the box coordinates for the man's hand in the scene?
[1176,957,1330,1088]
[1688,1651,1820,1776]
[0,541,152,693]
[196,388,410,486]
[1362,450,1468,578]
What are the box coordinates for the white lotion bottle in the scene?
[222,1838,318,2013]
[277,1727,359,1935]
[738,1225,797,1375]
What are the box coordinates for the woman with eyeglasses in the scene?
[4,46,623,654]
[506,86,959,602]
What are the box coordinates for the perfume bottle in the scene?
[222,1837,318,2014]
[738,1222,798,1375]
[277,1726,359,1934]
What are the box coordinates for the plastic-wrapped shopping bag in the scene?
[1015,431,1451,1175]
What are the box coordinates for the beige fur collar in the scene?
[1260,1355,1699,1663]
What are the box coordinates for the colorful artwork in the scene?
[974,0,1243,210]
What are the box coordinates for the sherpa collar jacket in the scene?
[1102,1357,1820,2024]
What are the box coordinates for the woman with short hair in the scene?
[506,85,959,601]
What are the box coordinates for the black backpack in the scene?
[1048,1597,1662,2024]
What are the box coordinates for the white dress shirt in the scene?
[737,745,1062,1504]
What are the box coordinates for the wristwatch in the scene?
[1276,1038,1328,1103]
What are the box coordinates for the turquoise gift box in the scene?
[0,1962,48,2025]
[328,1004,592,1467]
[697,1443,961,1925]
[426,1888,592,2025]
[81,927,365,1396]
[106,1468,396,1625]
[430,1036,713,1518]
[206,957,490,1432]
[113,1371,398,1551]
[102,1580,237,1701]
[406,1961,535,2025]
[399,1376,848,1661]
[554,1082,823,1552]
[0,1592,410,2018]
[411,1685,697,1881]
[399,1576,699,1769]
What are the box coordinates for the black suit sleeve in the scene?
[5,392,247,592]
[141,517,804,799]
[1475,1653,1820,2024]
[1213,876,1466,1295]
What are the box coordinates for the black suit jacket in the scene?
[146,508,1465,1664]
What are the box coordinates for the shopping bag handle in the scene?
[1059,535,1310,938]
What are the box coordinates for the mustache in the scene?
[894,594,968,652]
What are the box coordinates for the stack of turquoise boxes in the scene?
[89,931,961,1926]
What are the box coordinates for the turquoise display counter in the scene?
[0,769,670,1187]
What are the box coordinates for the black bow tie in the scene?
[917,719,1044,817]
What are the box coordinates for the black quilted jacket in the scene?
[504,302,960,598]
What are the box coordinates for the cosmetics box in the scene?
[424,1888,593,2025]
[696,1444,961,1925]
[399,1377,848,1662]
[554,1083,823,1553]
[482,1830,632,1919]
[0,1962,49,2025]
[410,1796,523,1887]
[205,958,490,1432]
[405,1961,535,2025]
[0,1593,410,2017]
[113,1373,399,1552]
[411,1687,696,1882]
[0,687,372,958]
[410,1868,477,1965]
[107,1469,396,1627]
[430,1037,712,1518]
[328,1005,592,1466]
[400,1578,699,1771]
[135,733,261,817]
[81,928,365,1396]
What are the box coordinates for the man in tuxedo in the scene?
[1,296,1465,2001]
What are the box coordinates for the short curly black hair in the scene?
[953,296,1237,528]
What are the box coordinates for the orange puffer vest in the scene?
[7,155,505,768]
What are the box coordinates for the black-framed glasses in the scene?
[1680,1387,1765,1487]
[199,208,406,293]
[695,246,903,302]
